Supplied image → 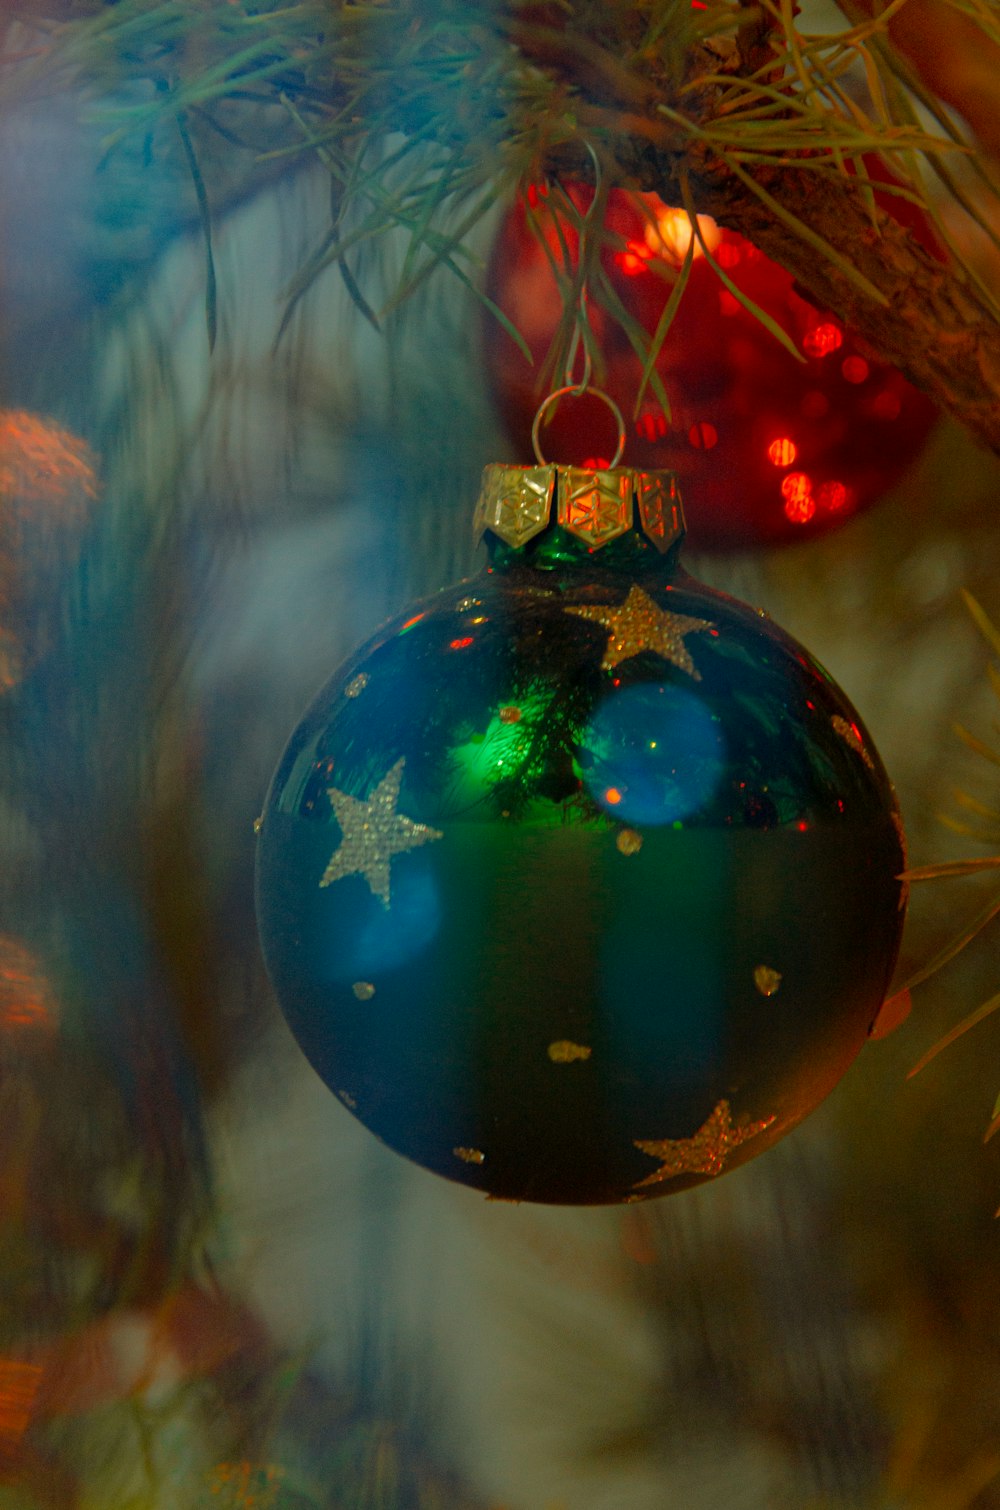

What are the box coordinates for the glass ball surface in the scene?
[255,557,906,1204]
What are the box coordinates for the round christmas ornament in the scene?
[485,183,938,550]
[255,436,906,1204]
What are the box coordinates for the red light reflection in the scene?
[781,473,815,524]
[767,437,797,468]
[688,422,718,450]
[802,323,843,358]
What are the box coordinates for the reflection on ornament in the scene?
[634,1099,777,1187]
[345,672,369,699]
[352,981,375,1000]
[320,758,443,906]
[256,465,907,1204]
[582,682,727,826]
[486,184,938,550]
[565,585,713,675]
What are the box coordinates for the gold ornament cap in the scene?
[473,463,685,554]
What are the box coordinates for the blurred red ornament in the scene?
[485,179,939,551]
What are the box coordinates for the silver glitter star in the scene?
[564,585,714,676]
[320,758,442,907]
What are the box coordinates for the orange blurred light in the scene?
[767,437,797,467]
[0,410,98,513]
[0,1359,42,1442]
[449,637,474,650]
[842,355,870,384]
[644,204,723,266]
[688,422,718,450]
[616,240,652,277]
[802,323,843,358]
[781,472,816,524]
[817,480,849,511]
[0,936,55,1031]
[399,613,426,633]
[605,788,623,805]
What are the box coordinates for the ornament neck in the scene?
[474,462,686,577]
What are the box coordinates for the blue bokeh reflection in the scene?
[325,862,442,980]
[580,683,726,826]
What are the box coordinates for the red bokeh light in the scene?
[767,437,797,467]
[688,422,718,450]
[782,473,816,523]
[802,323,843,358]
[816,480,849,511]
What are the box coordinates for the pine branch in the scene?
[519,29,1000,455]
[7,0,1000,454]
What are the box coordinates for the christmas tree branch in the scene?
[513,21,1000,455]
[7,0,1000,453]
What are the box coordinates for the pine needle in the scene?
[908,988,1000,1079]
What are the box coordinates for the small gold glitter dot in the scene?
[753,965,782,997]
[498,705,522,724]
[456,596,479,612]
[352,981,375,1001]
[616,828,643,856]
[345,672,369,699]
[339,1091,357,1110]
[454,1146,485,1164]
[252,815,263,835]
[547,1040,592,1063]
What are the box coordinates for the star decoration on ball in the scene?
[633,1099,776,1188]
[564,586,714,676]
[320,757,443,907]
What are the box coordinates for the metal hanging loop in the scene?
[531,384,627,470]
[530,144,626,471]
